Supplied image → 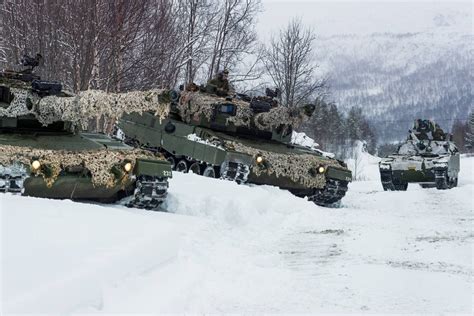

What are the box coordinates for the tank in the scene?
[379,119,460,191]
[118,87,352,206]
[0,67,172,210]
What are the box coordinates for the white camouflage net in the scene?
[0,144,162,187]
[0,87,170,130]
[227,142,342,189]
[178,91,310,132]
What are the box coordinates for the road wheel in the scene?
[189,162,202,175]
[203,166,216,178]
[176,159,188,173]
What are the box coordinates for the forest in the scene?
[1,0,471,156]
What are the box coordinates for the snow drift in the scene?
[1,156,472,314]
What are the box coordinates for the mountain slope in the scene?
[316,20,473,142]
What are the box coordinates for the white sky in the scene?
[257,0,472,39]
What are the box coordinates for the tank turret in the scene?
[161,89,316,143]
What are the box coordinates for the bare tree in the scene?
[207,0,260,79]
[264,18,325,107]
[0,0,261,91]
[175,0,217,85]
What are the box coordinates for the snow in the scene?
[291,131,319,149]
[1,156,473,314]
[345,140,381,181]
[186,133,223,149]
[291,131,335,158]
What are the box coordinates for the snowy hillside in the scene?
[1,156,472,314]
[316,19,472,142]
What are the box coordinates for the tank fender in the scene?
[134,158,172,178]
[326,166,352,182]
[226,151,254,166]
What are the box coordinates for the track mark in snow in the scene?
[385,260,472,277]
[415,233,474,244]
[278,228,346,274]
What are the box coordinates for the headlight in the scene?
[379,163,391,170]
[256,155,264,164]
[123,162,133,172]
[31,160,41,170]
[317,166,325,174]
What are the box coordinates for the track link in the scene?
[307,179,349,206]
[125,175,169,210]
[220,161,250,184]
[0,164,28,194]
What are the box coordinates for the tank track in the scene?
[434,169,457,190]
[220,161,250,184]
[124,175,169,210]
[380,171,408,191]
[0,163,28,194]
[381,182,408,191]
[307,179,349,206]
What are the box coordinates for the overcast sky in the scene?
[257,0,472,39]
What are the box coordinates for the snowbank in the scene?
[345,140,381,181]
[1,197,201,313]
[1,156,472,314]
[291,131,319,148]
[291,131,335,158]
[187,133,223,149]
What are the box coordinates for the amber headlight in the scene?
[256,155,264,164]
[317,166,326,174]
[31,160,41,170]
[123,162,133,172]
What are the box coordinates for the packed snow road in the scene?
[1,157,472,314]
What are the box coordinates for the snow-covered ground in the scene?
[1,156,473,314]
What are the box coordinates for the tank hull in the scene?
[0,132,172,209]
[119,114,252,167]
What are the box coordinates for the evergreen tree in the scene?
[451,119,468,151]
[302,103,377,158]
[327,103,344,147]
[345,106,364,141]
[465,112,474,151]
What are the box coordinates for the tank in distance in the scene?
[379,119,460,191]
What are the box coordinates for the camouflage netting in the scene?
[1,85,309,133]
[0,144,162,187]
[227,142,343,189]
[178,91,310,132]
[178,91,248,122]
[252,106,308,134]
[0,87,170,129]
